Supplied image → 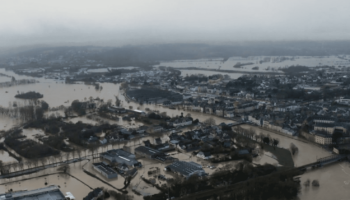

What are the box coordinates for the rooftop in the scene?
[0,185,65,200]
[166,161,205,177]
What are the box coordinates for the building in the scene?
[196,151,212,160]
[314,133,332,145]
[134,146,177,163]
[172,118,192,127]
[92,162,118,179]
[0,185,74,200]
[164,161,206,178]
[101,149,141,167]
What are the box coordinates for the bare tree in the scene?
[18,162,24,170]
[204,117,216,126]
[40,158,46,167]
[50,156,56,165]
[57,154,63,163]
[65,152,71,161]
[26,161,32,169]
[304,179,310,187]
[71,151,76,160]
[254,133,259,141]
[312,180,320,187]
[12,163,18,172]
[77,150,82,159]
[32,159,39,168]
[290,143,299,156]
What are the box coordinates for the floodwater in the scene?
[0,117,17,131]
[0,68,234,125]
[21,128,45,141]
[0,67,345,199]
[155,55,350,74]
[0,150,17,164]
[299,161,350,200]
[239,125,332,167]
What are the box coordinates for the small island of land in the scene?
[233,62,254,68]
[15,91,44,99]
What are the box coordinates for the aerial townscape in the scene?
[1,1,350,200]
[0,44,350,200]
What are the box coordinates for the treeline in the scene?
[126,87,183,102]
[145,162,301,200]
[0,105,45,122]
[26,118,118,147]
[233,62,254,68]
[15,91,43,99]
[4,130,59,159]
[0,79,37,88]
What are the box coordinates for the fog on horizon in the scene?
[2,0,350,47]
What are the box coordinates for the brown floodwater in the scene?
[0,68,347,199]
[298,161,350,200]
[240,125,332,167]
[0,150,17,164]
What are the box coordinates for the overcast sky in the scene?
[1,0,350,47]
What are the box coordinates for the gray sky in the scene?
[1,0,350,47]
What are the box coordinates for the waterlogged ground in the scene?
[299,161,350,200]
[239,124,332,167]
[156,55,350,73]
[0,68,348,199]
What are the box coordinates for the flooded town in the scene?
[0,48,349,199]
[2,1,350,199]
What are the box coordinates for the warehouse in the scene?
[135,146,177,163]
[101,149,142,167]
[93,162,118,179]
[164,161,206,178]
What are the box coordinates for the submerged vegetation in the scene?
[15,91,43,99]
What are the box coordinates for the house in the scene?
[143,140,151,147]
[238,149,250,156]
[154,137,162,145]
[108,106,126,113]
[172,117,192,127]
[137,126,149,134]
[149,125,163,133]
[164,161,206,178]
[196,151,213,160]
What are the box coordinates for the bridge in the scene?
[297,154,347,170]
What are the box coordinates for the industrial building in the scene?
[134,146,177,163]
[164,161,206,178]
[101,149,142,167]
[92,162,118,179]
[0,185,74,200]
